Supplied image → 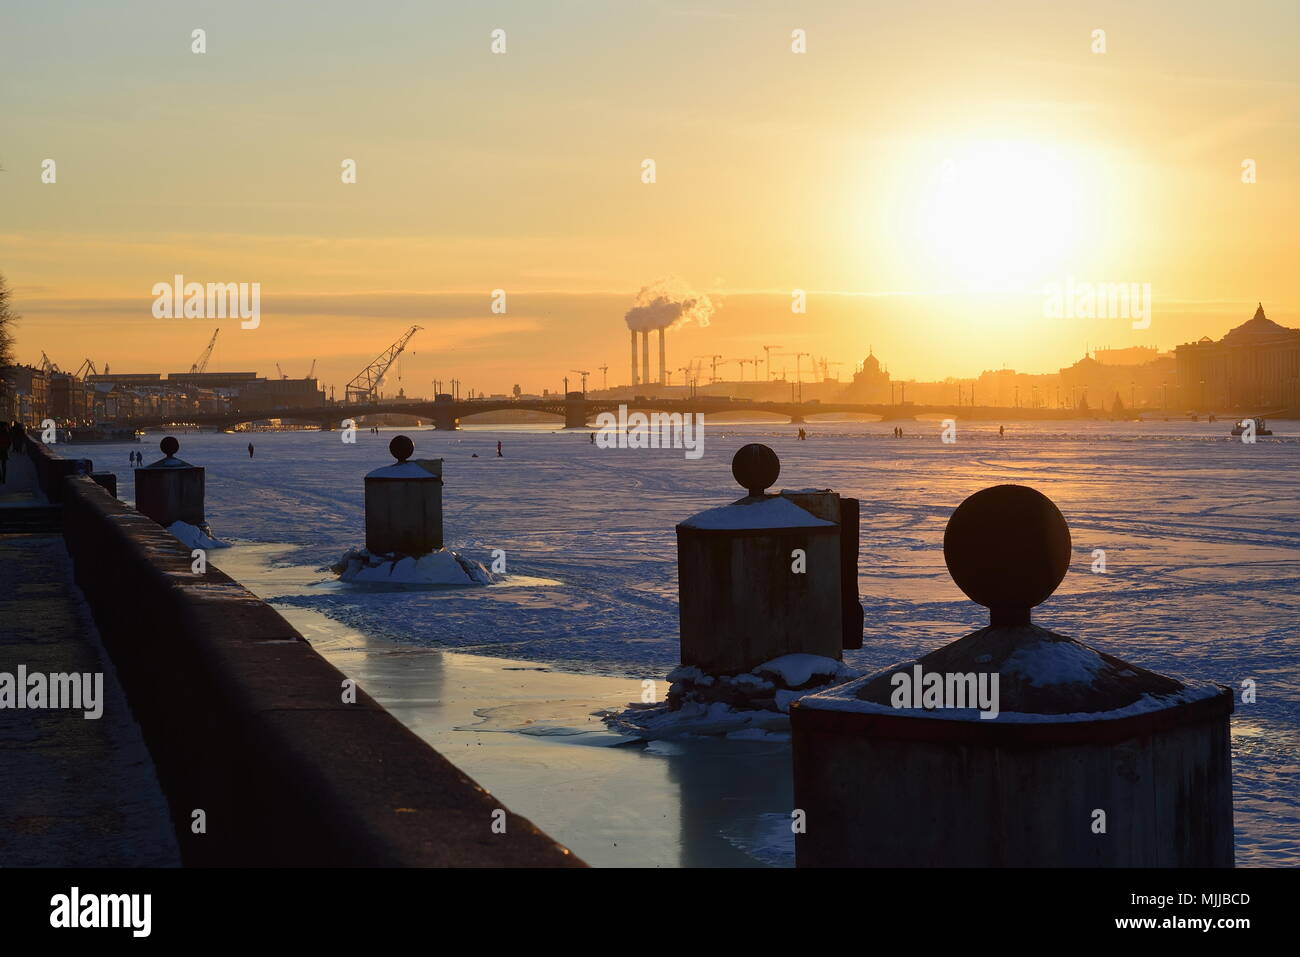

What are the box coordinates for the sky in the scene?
[2,0,1298,396]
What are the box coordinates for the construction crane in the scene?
[345,325,423,403]
[825,360,844,381]
[598,364,609,390]
[695,355,724,384]
[570,370,590,394]
[307,359,317,380]
[40,351,59,374]
[794,352,811,383]
[762,344,782,382]
[73,359,99,379]
[737,358,757,380]
[275,363,287,380]
[189,328,220,375]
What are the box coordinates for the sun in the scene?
[911,139,1093,290]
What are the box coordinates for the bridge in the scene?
[118,394,1149,432]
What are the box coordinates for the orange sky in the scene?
[3,0,1298,394]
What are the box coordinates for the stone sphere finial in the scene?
[731,443,780,497]
[943,484,1071,626]
[389,435,414,463]
[160,436,179,457]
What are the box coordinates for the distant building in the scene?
[1,364,50,426]
[1093,346,1160,366]
[1175,304,1300,411]
[973,368,1058,409]
[231,377,326,414]
[840,352,891,403]
[166,371,260,391]
[48,371,94,425]
[1057,349,1175,411]
[87,373,163,387]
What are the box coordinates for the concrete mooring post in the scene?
[134,436,206,529]
[675,444,863,675]
[791,483,1235,867]
[364,435,443,557]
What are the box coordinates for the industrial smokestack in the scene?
[623,279,716,390]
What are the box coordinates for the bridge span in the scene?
[122,396,1140,432]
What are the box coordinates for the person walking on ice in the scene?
[248,442,255,458]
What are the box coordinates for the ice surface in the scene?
[100,420,1300,865]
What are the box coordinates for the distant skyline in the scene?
[4,0,1298,393]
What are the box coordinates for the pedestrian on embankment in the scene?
[0,424,10,483]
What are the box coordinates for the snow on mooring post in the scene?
[675,443,853,675]
[791,484,1235,867]
[365,434,443,557]
[334,435,490,585]
[603,443,864,739]
[135,436,206,530]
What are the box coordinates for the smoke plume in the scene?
[623,278,715,331]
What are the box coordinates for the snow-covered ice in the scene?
[103,419,1300,866]
[606,653,863,739]
[332,546,493,586]
[166,521,229,550]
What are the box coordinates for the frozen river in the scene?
[86,417,1299,866]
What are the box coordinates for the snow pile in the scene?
[679,496,834,530]
[754,653,857,688]
[603,654,860,739]
[1003,639,1107,687]
[604,698,793,741]
[366,462,440,479]
[331,547,493,586]
[798,668,1226,724]
[167,521,230,550]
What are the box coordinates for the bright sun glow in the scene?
[912,139,1093,290]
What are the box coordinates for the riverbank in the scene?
[15,437,580,867]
